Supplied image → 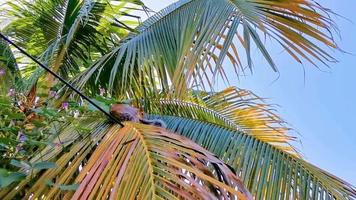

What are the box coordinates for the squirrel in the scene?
[109,104,166,128]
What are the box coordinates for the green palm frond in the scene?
[1,1,353,199]
[1,0,143,91]
[0,119,252,200]
[71,0,338,96]
[149,115,356,200]
[140,87,297,154]
[0,38,19,76]
[0,38,20,89]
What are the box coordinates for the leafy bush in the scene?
[0,90,93,187]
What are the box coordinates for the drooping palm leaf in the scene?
[148,115,356,200]
[72,0,338,96]
[0,118,252,200]
[142,87,297,154]
[71,122,252,199]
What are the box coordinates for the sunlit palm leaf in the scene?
[149,115,356,200]
[0,118,252,199]
[72,0,337,96]
[71,122,252,199]
[143,87,297,154]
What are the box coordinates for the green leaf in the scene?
[6,112,25,120]
[32,120,47,127]
[10,159,31,170]
[45,180,79,191]
[0,137,15,145]
[0,169,26,188]
[0,143,9,150]
[58,184,79,191]
[88,98,110,113]
[33,162,56,170]
[94,95,117,105]
[32,108,59,118]
[27,139,52,147]
[0,127,19,132]
[0,97,11,107]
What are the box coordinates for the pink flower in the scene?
[16,145,23,152]
[73,110,80,118]
[99,88,106,96]
[7,88,15,97]
[49,90,57,98]
[61,102,69,110]
[18,131,27,143]
[0,68,5,77]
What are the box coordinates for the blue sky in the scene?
[142,0,356,185]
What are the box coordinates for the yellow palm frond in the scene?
[144,87,297,154]
[0,119,252,200]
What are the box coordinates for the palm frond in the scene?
[72,0,338,96]
[0,38,20,84]
[0,119,252,199]
[1,0,143,91]
[71,122,252,199]
[141,87,297,154]
[0,38,22,92]
[149,115,356,200]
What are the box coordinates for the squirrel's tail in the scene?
[139,119,167,128]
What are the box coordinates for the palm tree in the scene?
[1,0,144,92]
[0,0,355,199]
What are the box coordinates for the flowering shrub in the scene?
[0,89,89,187]
[0,86,125,187]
